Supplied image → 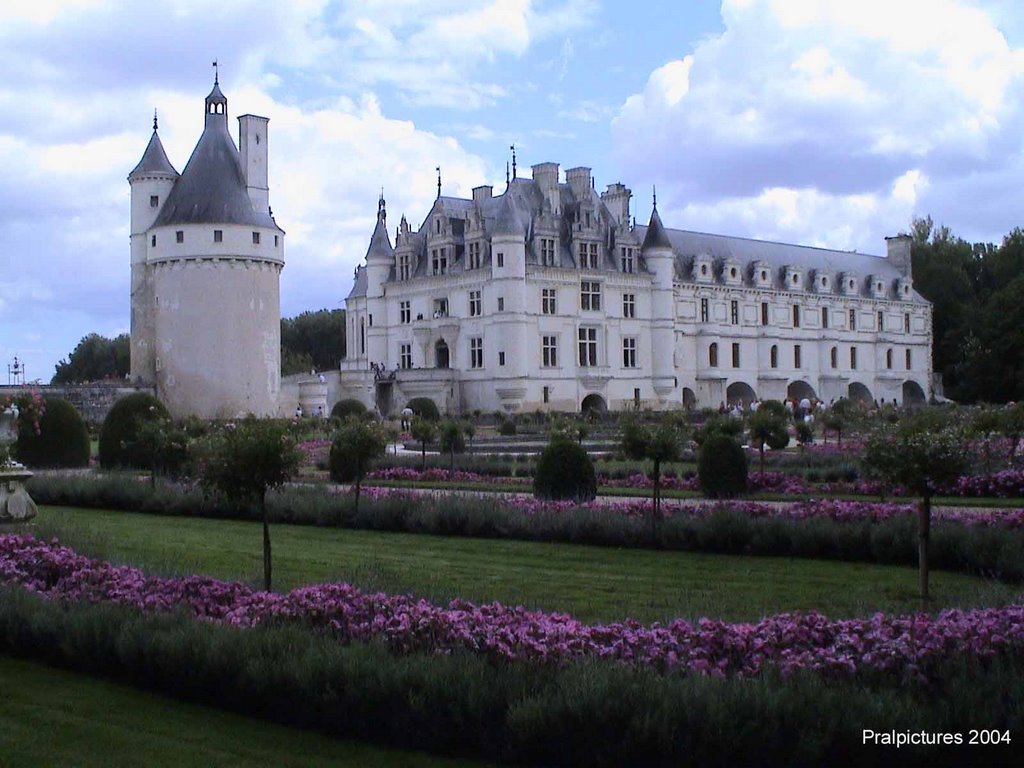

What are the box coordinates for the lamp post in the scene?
[7,356,25,385]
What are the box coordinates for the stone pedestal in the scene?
[0,469,37,523]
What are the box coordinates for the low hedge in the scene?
[25,474,1024,583]
[0,588,1020,767]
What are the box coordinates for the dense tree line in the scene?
[51,333,130,384]
[280,309,346,376]
[911,217,1024,403]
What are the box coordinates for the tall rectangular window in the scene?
[468,241,482,270]
[400,343,412,369]
[543,386,550,404]
[580,281,601,311]
[542,335,558,367]
[497,297,505,312]
[623,293,635,318]
[794,344,802,368]
[398,254,411,280]
[904,312,911,333]
[578,327,598,367]
[821,307,829,329]
[470,337,483,369]
[468,291,481,317]
[731,300,739,325]
[541,238,555,266]
[620,246,634,273]
[496,252,504,267]
[252,232,260,245]
[700,298,709,323]
[622,337,637,368]
[150,195,159,208]
[792,304,801,328]
[542,288,557,315]
[761,302,769,326]
[850,346,858,369]
[731,342,740,368]
[849,308,856,329]
[214,230,223,243]
[877,310,884,331]
[578,242,598,269]
[589,242,599,268]
[499,351,506,366]
[432,247,448,275]
[905,348,912,369]
[176,230,184,243]
[400,300,411,324]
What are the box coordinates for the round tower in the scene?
[136,77,285,419]
[641,197,677,405]
[128,111,178,385]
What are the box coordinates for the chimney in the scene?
[238,114,270,214]
[472,185,492,205]
[601,183,632,227]
[565,166,592,198]
[885,234,913,279]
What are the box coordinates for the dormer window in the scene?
[432,247,448,275]
[436,219,441,234]
[398,253,411,280]
[724,261,742,286]
[784,266,803,290]
[752,261,772,288]
[812,270,832,293]
[695,256,714,283]
[840,272,859,296]
[620,246,635,273]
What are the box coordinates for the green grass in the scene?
[21,505,1019,624]
[0,655,490,768]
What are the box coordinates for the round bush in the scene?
[498,419,517,436]
[14,397,90,468]
[98,393,169,469]
[406,397,440,422]
[698,433,748,499]
[330,398,368,421]
[533,437,597,501]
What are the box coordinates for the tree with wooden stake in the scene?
[410,417,436,471]
[747,400,790,476]
[620,415,687,541]
[862,418,968,603]
[200,418,300,593]
[329,416,387,515]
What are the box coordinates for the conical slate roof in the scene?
[153,105,277,229]
[642,205,672,250]
[491,191,525,238]
[365,209,393,262]
[129,130,178,179]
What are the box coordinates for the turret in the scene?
[641,196,677,402]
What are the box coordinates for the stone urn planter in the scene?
[0,405,36,523]
[0,467,37,522]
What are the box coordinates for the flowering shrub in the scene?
[367,467,531,485]
[2,532,1022,684]
[296,438,331,467]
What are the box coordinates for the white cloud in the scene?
[613,0,1024,253]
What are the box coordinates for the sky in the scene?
[3,0,1024,384]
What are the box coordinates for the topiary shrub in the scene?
[14,397,90,468]
[697,433,748,499]
[498,418,517,436]
[98,393,169,469]
[533,437,597,501]
[330,398,368,421]
[406,397,440,422]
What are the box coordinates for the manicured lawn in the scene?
[23,505,1019,624]
[0,656,490,768]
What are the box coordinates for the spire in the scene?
[213,58,219,85]
[511,144,517,180]
[153,109,158,131]
[492,191,525,238]
[506,161,510,187]
[378,188,386,224]
[129,109,178,180]
[365,195,394,262]
[642,200,672,251]
[436,166,441,198]
[652,185,657,210]
[205,66,227,128]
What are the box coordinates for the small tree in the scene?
[862,419,969,602]
[439,419,467,474]
[697,433,748,499]
[200,418,301,592]
[533,435,597,502]
[410,417,436,471]
[747,404,790,476]
[132,412,188,486]
[821,398,858,446]
[621,416,687,539]
[330,417,387,514]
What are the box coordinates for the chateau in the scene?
[340,163,932,415]
[128,77,285,419]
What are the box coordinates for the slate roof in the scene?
[641,206,672,250]
[152,105,279,230]
[129,130,178,179]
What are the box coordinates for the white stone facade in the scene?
[342,163,931,416]
[129,81,285,419]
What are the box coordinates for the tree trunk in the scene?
[651,460,660,543]
[759,443,765,477]
[421,442,426,471]
[450,446,455,474]
[354,477,362,515]
[918,494,931,603]
[261,491,272,593]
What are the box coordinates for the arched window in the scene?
[830,346,838,369]
[709,343,719,367]
[905,349,912,370]
[886,349,893,369]
[770,345,778,369]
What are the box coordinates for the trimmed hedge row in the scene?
[0,588,1021,767]
[25,474,1024,582]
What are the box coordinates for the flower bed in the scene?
[366,467,531,485]
[2,532,1021,685]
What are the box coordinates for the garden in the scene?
[1,391,1023,765]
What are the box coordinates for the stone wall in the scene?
[0,383,156,425]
